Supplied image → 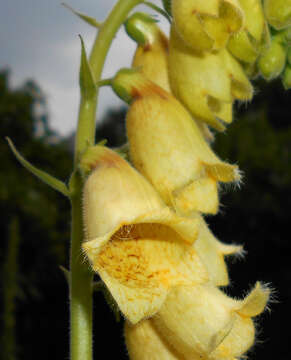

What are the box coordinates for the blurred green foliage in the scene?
[0,70,72,359]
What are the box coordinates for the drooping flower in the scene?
[111,69,241,215]
[171,0,244,52]
[227,0,267,64]
[152,282,270,359]
[125,12,171,92]
[168,26,253,131]
[81,145,208,324]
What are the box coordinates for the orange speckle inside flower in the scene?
[96,223,197,290]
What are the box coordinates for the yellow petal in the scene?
[228,30,259,64]
[172,0,243,52]
[125,319,185,360]
[194,215,243,286]
[239,0,265,41]
[153,285,237,357]
[169,26,234,130]
[221,49,253,100]
[128,16,171,92]
[89,224,208,323]
[153,283,270,359]
[235,282,271,317]
[210,315,254,359]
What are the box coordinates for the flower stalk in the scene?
[69,1,143,359]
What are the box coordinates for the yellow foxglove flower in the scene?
[194,215,243,286]
[227,0,266,64]
[126,13,214,143]
[81,145,208,324]
[168,26,253,131]
[172,0,244,52]
[264,0,291,30]
[111,69,241,215]
[125,12,171,92]
[152,282,270,359]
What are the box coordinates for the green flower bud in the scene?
[125,12,158,47]
[264,0,291,30]
[282,64,291,89]
[258,38,286,80]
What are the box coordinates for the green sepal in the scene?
[161,0,172,16]
[60,266,70,283]
[125,12,158,46]
[93,281,121,322]
[79,36,97,99]
[143,1,172,23]
[62,3,102,28]
[114,142,130,161]
[6,138,70,197]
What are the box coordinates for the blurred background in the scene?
[0,1,291,359]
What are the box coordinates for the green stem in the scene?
[70,175,93,360]
[69,1,143,359]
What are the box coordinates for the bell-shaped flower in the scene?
[152,282,270,359]
[264,0,291,30]
[125,12,171,92]
[81,145,208,324]
[111,69,241,215]
[227,0,267,64]
[171,0,244,52]
[168,26,253,131]
[194,214,243,286]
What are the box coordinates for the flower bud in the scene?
[125,12,171,92]
[227,0,265,64]
[82,145,207,323]
[282,64,291,90]
[264,0,291,30]
[172,0,244,52]
[111,69,241,215]
[153,282,270,359]
[258,38,286,80]
[168,26,252,131]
